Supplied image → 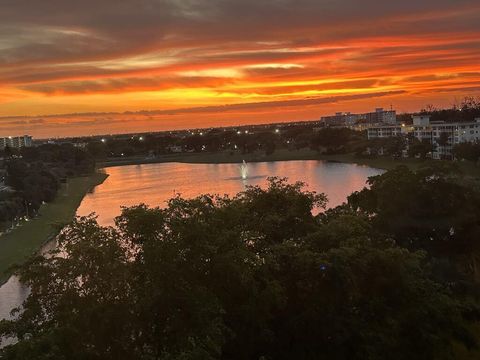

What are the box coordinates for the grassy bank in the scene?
[0,172,108,284]
[98,148,323,167]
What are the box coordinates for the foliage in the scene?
[366,137,405,157]
[453,142,480,162]
[310,128,360,154]
[420,96,480,123]
[407,138,434,159]
[0,144,95,225]
[348,166,480,275]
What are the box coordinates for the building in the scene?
[0,135,33,149]
[367,124,412,139]
[321,108,397,127]
[367,116,480,159]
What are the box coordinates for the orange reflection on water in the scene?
[77,160,383,226]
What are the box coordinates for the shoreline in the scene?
[98,148,429,171]
[0,172,109,286]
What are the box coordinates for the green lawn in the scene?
[0,172,108,284]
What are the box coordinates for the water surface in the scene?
[78,160,383,226]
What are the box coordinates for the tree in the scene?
[437,132,451,147]
[310,128,354,154]
[408,138,434,158]
[453,142,480,162]
[348,166,480,277]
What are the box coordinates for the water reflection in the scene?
[0,241,56,346]
[78,160,383,226]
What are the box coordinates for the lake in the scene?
[0,160,383,342]
[77,160,383,226]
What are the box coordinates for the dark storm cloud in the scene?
[1,0,479,67]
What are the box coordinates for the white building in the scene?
[367,116,480,159]
[322,108,397,126]
[367,124,412,139]
[0,135,33,149]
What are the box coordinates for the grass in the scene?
[98,148,323,167]
[0,172,108,284]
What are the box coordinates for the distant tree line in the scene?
[84,125,366,161]
[421,96,480,123]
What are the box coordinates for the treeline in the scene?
[2,166,480,359]
[0,144,95,226]
[421,96,480,123]
[364,135,480,162]
[85,126,365,160]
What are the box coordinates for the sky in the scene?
[0,0,480,138]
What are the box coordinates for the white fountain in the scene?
[240,160,248,180]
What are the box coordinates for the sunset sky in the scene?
[1,0,480,138]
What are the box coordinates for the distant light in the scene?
[234,144,238,149]
[245,130,249,134]
[200,132,204,136]
[237,131,242,135]
[121,153,124,156]
[101,138,106,143]
[275,129,280,133]
[139,136,144,141]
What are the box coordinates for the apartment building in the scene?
[0,135,33,149]
[367,116,480,159]
[367,124,412,139]
[321,108,397,127]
